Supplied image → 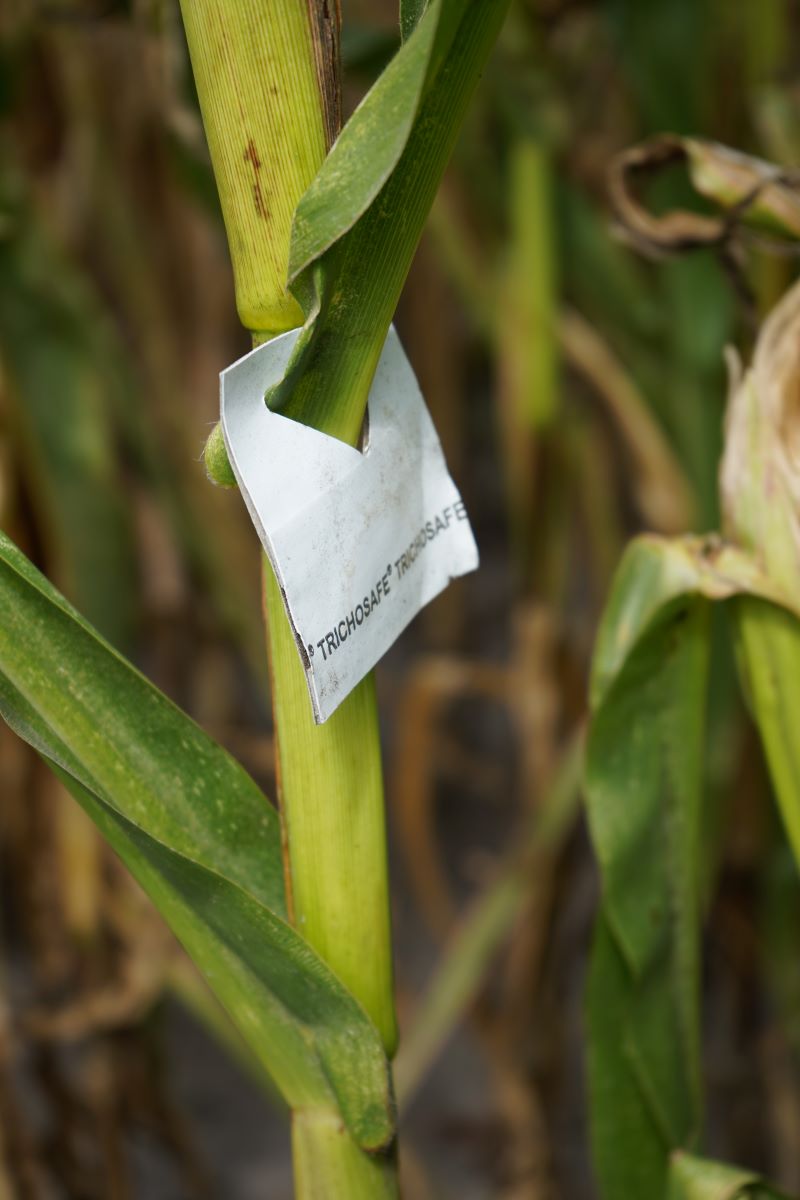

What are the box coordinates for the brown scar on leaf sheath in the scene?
[252,183,268,219]
[243,138,268,219]
[243,138,262,170]
[306,0,342,149]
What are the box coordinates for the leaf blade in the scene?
[267,0,511,443]
[586,532,800,1198]
[0,530,394,1150]
[287,0,445,281]
[586,541,709,1199]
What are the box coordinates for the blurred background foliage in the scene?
[0,0,799,1196]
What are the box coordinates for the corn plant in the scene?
[0,1,509,1195]
[584,142,800,1200]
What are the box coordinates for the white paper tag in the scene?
[220,325,479,723]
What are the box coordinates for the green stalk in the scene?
[496,137,558,582]
[179,3,398,1195]
[501,138,559,432]
[292,1111,398,1200]
[262,570,396,1050]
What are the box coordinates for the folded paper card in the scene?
[220,326,479,723]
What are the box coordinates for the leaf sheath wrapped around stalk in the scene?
[721,278,800,861]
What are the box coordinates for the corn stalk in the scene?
[177,4,398,1194]
[178,0,511,1190]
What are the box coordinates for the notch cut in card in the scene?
[220,325,479,723]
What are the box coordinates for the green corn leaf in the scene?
[586,541,709,1200]
[734,598,800,865]
[287,0,463,284]
[668,1151,790,1199]
[0,530,394,1152]
[400,0,429,42]
[265,0,511,444]
[585,534,799,1200]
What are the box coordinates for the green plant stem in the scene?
[263,563,396,1051]
[501,137,559,431]
[292,1110,398,1200]
[179,2,398,1194]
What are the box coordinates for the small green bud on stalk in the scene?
[203,422,237,489]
